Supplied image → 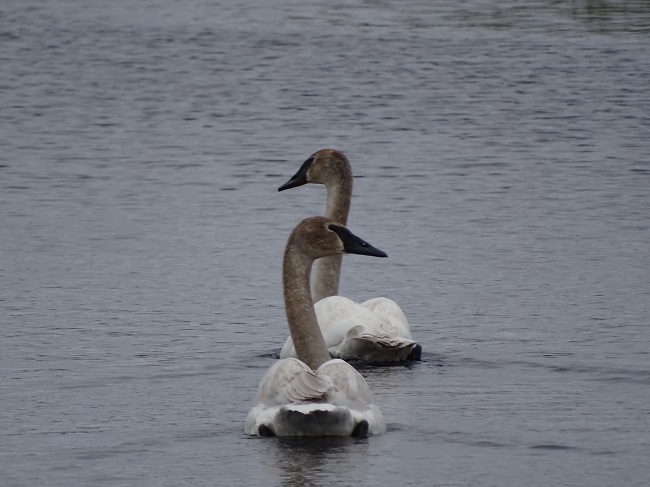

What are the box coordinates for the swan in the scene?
[245,216,387,437]
[278,149,421,362]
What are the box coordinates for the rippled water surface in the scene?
[1,1,649,486]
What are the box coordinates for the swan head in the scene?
[290,216,387,260]
[278,149,352,191]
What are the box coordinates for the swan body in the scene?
[278,149,421,362]
[245,357,385,436]
[245,217,387,437]
[280,296,418,362]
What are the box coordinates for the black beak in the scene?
[278,157,313,191]
[328,224,388,258]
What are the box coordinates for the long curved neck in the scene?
[312,173,352,302]
[283,241,332,370]
[324,176,351,226]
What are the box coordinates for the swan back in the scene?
[245,358,386,437]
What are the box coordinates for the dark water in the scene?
[1,1,649,485]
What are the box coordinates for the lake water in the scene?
[1,1,649,486]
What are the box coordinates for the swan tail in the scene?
[337,334,420,363]
[273,403,357,437]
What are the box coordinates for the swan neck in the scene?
[324,175,352,225]
[283,243,332,370]
[313,174,352,302]
[312,256,342,303]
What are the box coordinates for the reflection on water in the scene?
[255,436,369,487]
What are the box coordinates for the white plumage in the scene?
[245,357,385,436]
[281,296,418,362]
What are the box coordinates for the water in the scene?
[1,1,649,485]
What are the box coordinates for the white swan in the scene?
[278,149,421,362]
[245,216,387,437]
